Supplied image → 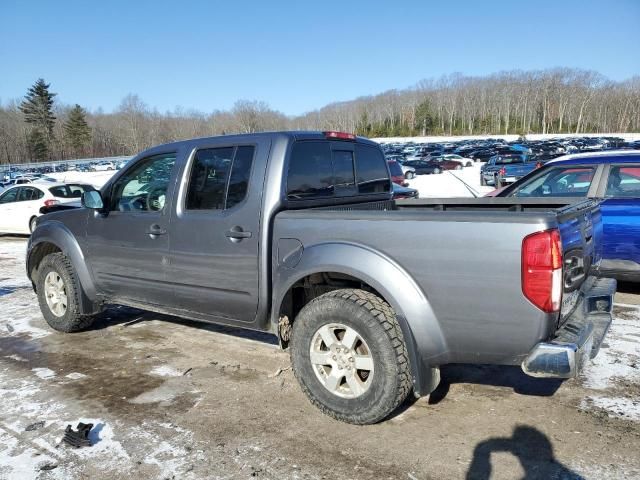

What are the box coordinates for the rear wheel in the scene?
[405,171,415,180]
[36,253,96,332]
[455,164,463,170]
[29,216,38,233]
[433,167,441,175]
[290,289,412,424]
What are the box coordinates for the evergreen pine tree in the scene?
[27,129,49,161]
[19,78,57,160]
[64,104,92,155]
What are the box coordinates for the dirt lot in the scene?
[1,237,639,480]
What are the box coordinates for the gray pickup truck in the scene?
[27,131,616,424]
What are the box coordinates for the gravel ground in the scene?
[0,236,639,480]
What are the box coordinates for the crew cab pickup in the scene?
[27,131,615,424]
[481,154,538,187]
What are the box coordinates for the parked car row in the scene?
[1,157,132,184]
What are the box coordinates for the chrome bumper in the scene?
[522,277,616,379]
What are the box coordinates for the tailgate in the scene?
[556,199,602,323]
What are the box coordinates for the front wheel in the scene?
[455,164,463,170]
[433,167,441,175]
[36,253,97,332]
[290,289,412,424]
[405,171,415,180]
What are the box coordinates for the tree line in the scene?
[1,68,639,164]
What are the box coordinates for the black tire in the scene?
[433,167,441,175]
[290,289,412,424]
[29,216,38,233]
[405,171,415,180]
[455,164,463,170]
[36,253,96,332]
[495,175,503,188]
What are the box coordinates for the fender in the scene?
[27,219,100,311]
[273,241,448,396]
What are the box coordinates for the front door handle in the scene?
[225,227,252,242]
[147,224,167,238]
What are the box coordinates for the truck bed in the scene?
[274,198,600,366]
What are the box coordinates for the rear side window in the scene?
[356,144,390,194]
[186,145,255,210]
[606,166,640,198]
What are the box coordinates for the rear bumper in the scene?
[522,277,616,378]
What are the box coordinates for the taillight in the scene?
[44,199,60,207]
[499,167,507,176]
[324,131,356,141]
[522,229,563,313]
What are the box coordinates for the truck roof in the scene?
[143,131,379,151]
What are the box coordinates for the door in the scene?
[85,151,178,305]
[0,187,20,232]
[168,142,265,322]
[14,186,45,233]
[599,164,640,266]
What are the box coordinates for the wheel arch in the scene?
[272,242,446,396]
[28,220,99,313]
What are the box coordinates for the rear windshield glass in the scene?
[286,141,390,200]
[495,156,525,165]
[355,144,390,194]
[287,142,334,200]
[49,184,94,198]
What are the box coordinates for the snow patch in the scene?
[32,368,56,380]
[150,365,183,377]
[65,372,88,380]
[582,396,640,422]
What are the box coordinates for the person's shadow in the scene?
[466,426,582,479]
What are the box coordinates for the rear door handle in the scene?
[225,227,252,241]
[147,224,167,238]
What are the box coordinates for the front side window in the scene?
[110,153,176,212]
[0,188,19,204]
[18,187,44,201]
[509,166,596,197]
[605,166,640,198]
[186,145,255,210]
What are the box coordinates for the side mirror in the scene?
[81,190,105,210]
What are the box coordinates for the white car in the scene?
[0,182,94,234]
[90,162,115,171]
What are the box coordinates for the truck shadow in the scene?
[88,304,279,346]
[428,364,564,405]
[466,425,583,479]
